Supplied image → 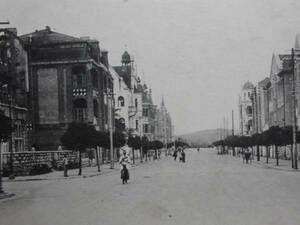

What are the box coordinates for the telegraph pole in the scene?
[232,110,235,156]
[107,90,114,169]
[292,48,298,169]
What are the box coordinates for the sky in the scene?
[2,0,300,134]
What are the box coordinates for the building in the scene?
[155,98,173,145]
[255,77,271,133]
[110,65,131,131]
[0,28,29,153]
[141,85,156,141]
[239,81,254,135]
[113,51,144,137]
[20,26,113,150]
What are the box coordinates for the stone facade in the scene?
[20,27,113,150]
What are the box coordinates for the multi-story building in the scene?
[113,51,144,137]
[141,85,156,141]
[239,81,254,135]
[0,28,29,153]
[254,77,271,133]
[20,26,113,150]
[155,98,173,145]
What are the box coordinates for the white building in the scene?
[239,81,254,135]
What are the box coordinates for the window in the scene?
[136,120,139,130]
[91,69,98,89]
[72,66,86,88]
[246,106,252,115]
[73,98,87,122]
[143,124,149,133]
[93,99,99,118]
[135,99,138,108]
[118,96,125,107]
[143,109,148,117]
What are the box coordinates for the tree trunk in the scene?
[275,145,279,166]
[256,145,260,161]
[266,146,269,164]
[95,147,100,172]
[78,150,82,176]
[232,146,235,156]
[291,144,294,169]
[132,148,135,165]
[139,149,143,163]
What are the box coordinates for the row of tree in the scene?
[60,123,165,175]
[213,126,299,167]
[166,140,190,149]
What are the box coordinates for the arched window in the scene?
[91,69,98,89]
[73,98,87,122]
[72,66,86,88]
[246,106,252,115]
[93,99,99,118]
[118,96,125,107]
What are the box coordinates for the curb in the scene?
[0,193,15,200]
[223,154,300,172]
[2,162,148,183]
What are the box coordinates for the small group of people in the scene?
[173,146,186,163]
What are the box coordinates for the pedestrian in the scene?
[63,154,68,177]
[119,149,131,184]
[181,149,186,163]
[173,149,178,161]
[197,148,200,152]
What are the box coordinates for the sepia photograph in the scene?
[1,0,300,224]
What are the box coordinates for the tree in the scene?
[61,123,97,175]
[268,126,283,166]
[128,135,141,164]
[113,131,126,149]
[251,133,261,161]
[141,136,149,161]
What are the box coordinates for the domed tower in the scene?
[239,81,254,135]
[121,51,131,66]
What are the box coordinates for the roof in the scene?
[295,34,300,49]
[258,77,270,89]
[242,81,254,90]
[113,66,132,89]
[20,26,84,45]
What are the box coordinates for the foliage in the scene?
[60,123,97,151]
[113,131,126,148]
[128,135,141,150]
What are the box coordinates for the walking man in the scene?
[63,154,68,177]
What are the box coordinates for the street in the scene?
[1,148,300,225]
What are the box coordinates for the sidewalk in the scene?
[228,154,300,172]
[2,162,141,182]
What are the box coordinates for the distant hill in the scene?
[178,129,231,147]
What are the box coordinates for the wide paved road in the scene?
[1,149,300,225]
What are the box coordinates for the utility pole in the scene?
[292,48,298,169]
[232,110,235,156]
[107,89,114,169]
[254,87,260,161]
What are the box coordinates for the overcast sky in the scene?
[2,0,300,134]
